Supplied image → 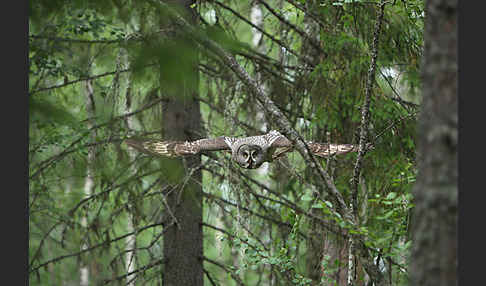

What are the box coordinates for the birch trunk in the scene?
[250,4,274,284]
[80,79,96,286]
[121,49,138,286]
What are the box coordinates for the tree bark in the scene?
[80,79,96,286]
[161,1,203,286]
[121,48,138,286]
[410,0,457,285]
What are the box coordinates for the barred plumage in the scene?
[125,130,361,169]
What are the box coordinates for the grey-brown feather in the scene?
[125,137,230,157]
[125,130,362,169]
[307,142,358,157]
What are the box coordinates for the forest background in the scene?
[28,0,457,285]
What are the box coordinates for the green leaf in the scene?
[379,210,395,220]
[386,192,397,200]
[311,203,323,209]
[301,193,314,201]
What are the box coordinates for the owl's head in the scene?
[235,144,265,169]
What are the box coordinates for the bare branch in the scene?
[29,63,156,96]
[256,0,322,52]
[30,221,168,273]
[102,258,166,285]
[283,0,327,29]
[29,97,167,180]
[30,34,122,44]
[210,0,315,66]
[203,268,218,286]
[203,256,246,286]
[351,0,387,216]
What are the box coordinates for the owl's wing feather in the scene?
[307,142,358,157]
[266,131,359,158]
[125,137,230,157]
[267,132,292,148]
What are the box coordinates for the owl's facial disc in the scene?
[238,145,264,169]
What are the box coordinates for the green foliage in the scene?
[29,0,421,285]
[29,97,77,128]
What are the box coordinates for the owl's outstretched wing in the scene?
[268,132,359,159]
[305,142,358,157]
[125,137,231,157]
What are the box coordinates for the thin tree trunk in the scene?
[80,79,96,286]
[250,3,276,282]
[410,0,457,285]
[121,48,138,286]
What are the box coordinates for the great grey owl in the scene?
[125,130,359,169]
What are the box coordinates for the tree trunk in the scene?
[80,79,96,286]
[162,94,203,286]
[410,0,457,285]
[161,1,203,286]
[121,48,138,286]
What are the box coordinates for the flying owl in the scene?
[125,130,359,169]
